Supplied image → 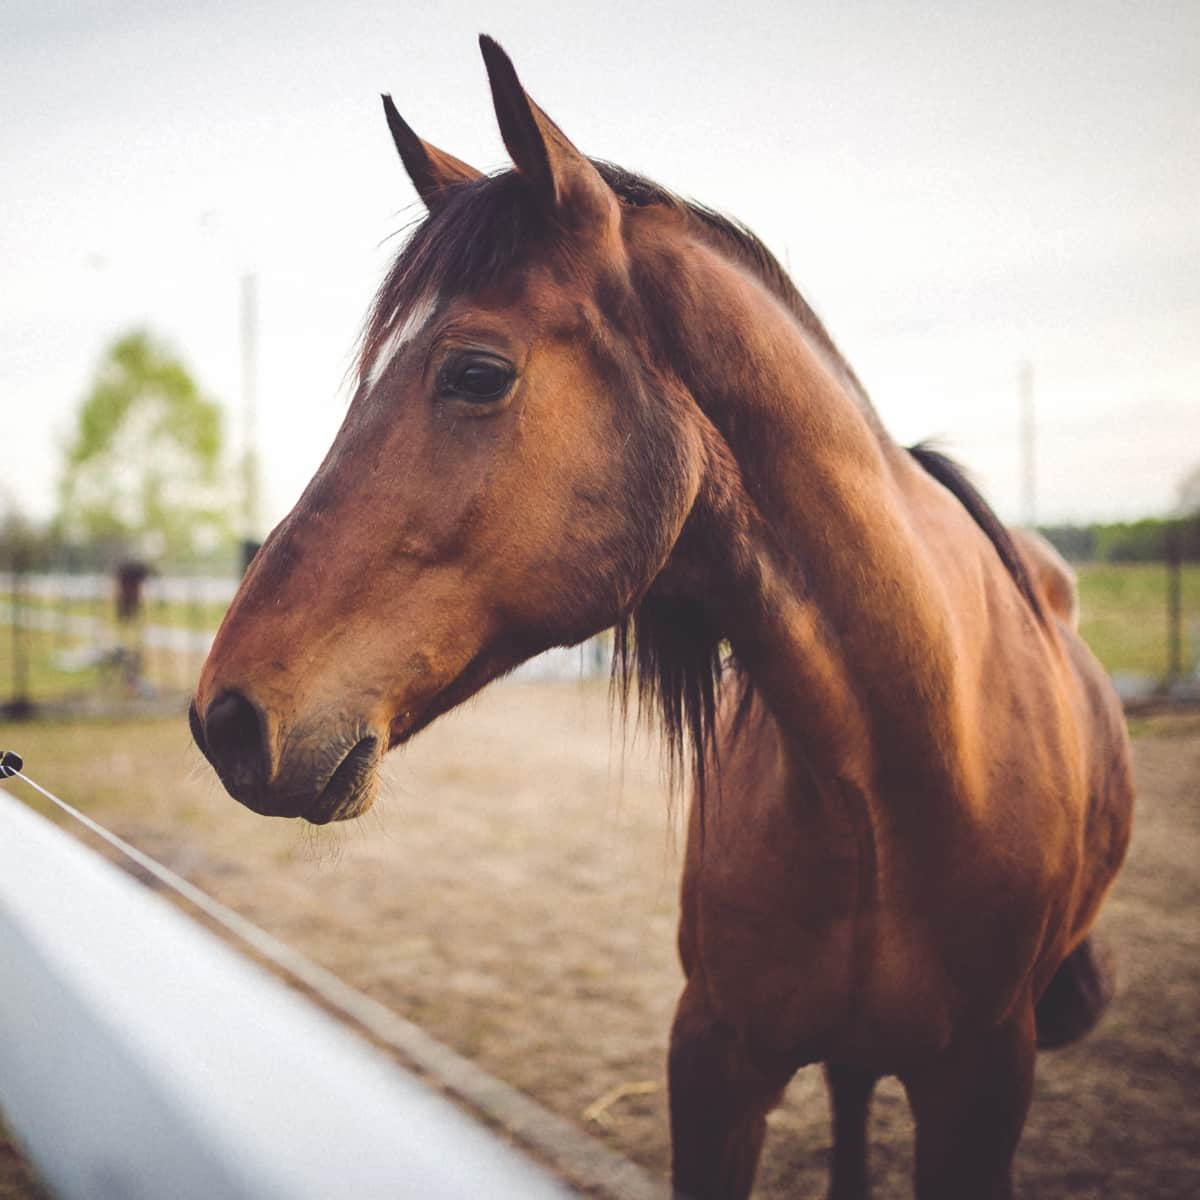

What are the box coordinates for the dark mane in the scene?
[362,161,872,412]
[590,163,875,413]
[360,170,544,378]
[907,443,1044,620]
[611,594,726,804]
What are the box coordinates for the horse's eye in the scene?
[444,357,514,402]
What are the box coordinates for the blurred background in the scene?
[2,0,1196,715]
[1,3,1197,1197]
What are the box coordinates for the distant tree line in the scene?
[1039,517,1200,564]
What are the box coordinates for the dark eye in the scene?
[442,356,515,403]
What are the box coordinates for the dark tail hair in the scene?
[1035,935,1115,1050]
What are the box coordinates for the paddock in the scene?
[1,682,1197,1196]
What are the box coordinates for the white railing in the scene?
[2,573,612,683]
[0,787,571,1200]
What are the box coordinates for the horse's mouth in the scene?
[190,701,382,824]
[304,735,381,825]
[193,650,511,822]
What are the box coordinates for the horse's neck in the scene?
[661,240,970,792]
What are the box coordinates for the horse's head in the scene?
[192,37,724,823]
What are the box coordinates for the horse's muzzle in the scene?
[189,694,381,824]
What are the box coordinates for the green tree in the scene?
[57,330,232,560]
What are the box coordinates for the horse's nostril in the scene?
[203,690,267,788]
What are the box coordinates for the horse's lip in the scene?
[304,736,381,825]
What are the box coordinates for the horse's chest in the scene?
[688,858,954,1063]
[686,828,876,1050]
[684,775,1015,1061]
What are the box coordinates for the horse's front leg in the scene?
[668,981,792,1200]
[901,1002,1037,1200]
[824,1062,878,1200]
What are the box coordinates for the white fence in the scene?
[4,573,611,687]
[0,787,570,1199]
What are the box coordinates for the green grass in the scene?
[1075,563,1199,679]
[0,584,223,707]
[0,623,205,705]
[0,626,105,702]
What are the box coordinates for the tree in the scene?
[57,330,232,561]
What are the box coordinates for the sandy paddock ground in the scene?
[2,683,1198,1197]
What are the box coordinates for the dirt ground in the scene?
[2,684,1198,1197]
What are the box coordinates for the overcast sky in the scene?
[2,0,1196,534]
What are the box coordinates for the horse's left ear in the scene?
[382,95,483,210]
[479,34,616,229]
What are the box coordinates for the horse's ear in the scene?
[382,95,483,211]
[478,35,615,226]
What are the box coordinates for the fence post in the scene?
[1166,522,1182,687]
[4,548,33,720]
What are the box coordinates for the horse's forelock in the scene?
[358,171,545,385]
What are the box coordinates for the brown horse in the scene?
[192,37,1134,1199]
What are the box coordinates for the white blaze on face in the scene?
[365,294,439,393]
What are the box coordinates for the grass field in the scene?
[1075,563,1198,679]
[0,586,214,705]
[0,624,204,704]
[0,626,107,702]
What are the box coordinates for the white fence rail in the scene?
[3,573,611,685]
[0,787,568,1199]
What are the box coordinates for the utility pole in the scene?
[1019,361,1036,528]
[240,272,262,573]
[5,545,34,720]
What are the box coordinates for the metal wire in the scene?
[4,765,445,1060]
[0,758,673,1200]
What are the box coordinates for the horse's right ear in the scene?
[382,95,483,211]
[478,35,616,232]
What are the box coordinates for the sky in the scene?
[2,0,1197,537]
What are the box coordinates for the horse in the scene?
[191,36,1134,1199]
